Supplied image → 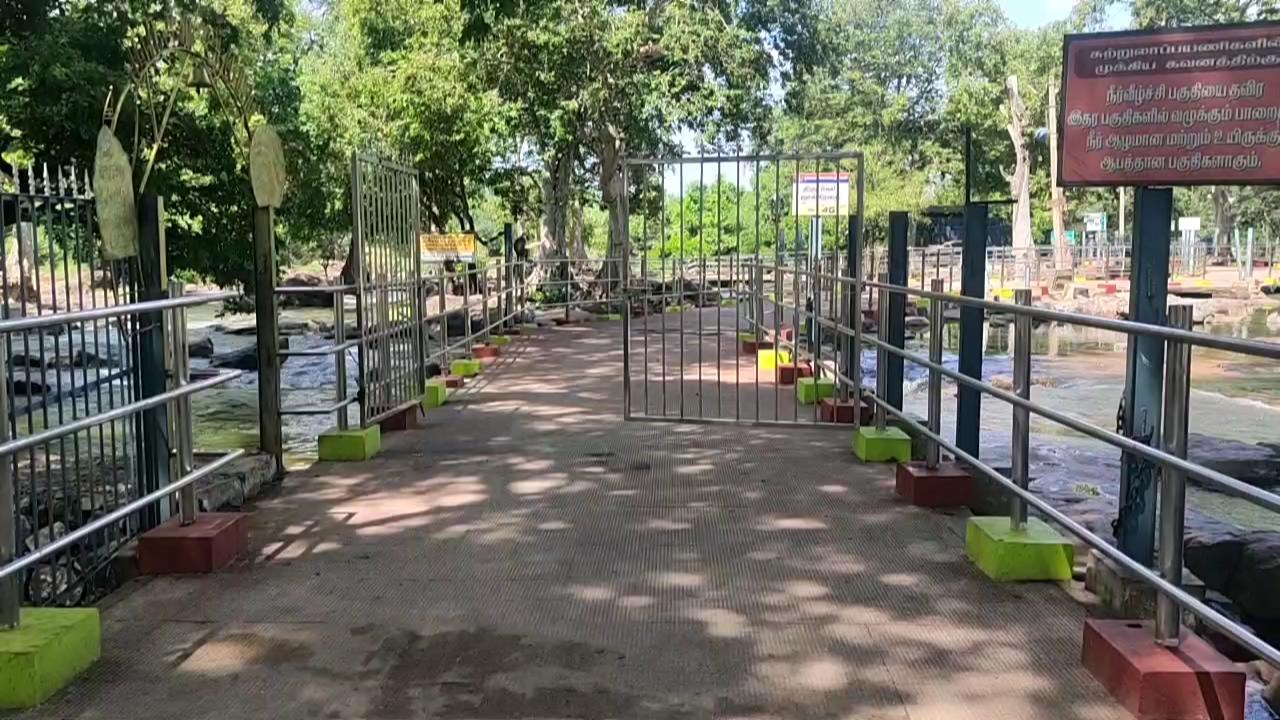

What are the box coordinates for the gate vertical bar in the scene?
[0,345,15,629]
[622,162,632,420]
[352,154,369,427]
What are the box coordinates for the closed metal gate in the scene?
[350,154,424,426]
[622,151,866,426]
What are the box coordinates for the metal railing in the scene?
[274,285,358,431]
[1,291,246,630]
[741,257,1280,666]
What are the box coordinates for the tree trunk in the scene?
[1006,76,1033,253]
[1047,86,1070,269]
[5,222,38,307]
[597,127,628,294]
[1213,186,1234,258]
[533,147,574,296]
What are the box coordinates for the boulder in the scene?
[279,273,335,308]
[210,337,290,371]
[71,349,117,369]
[188,336,214,359]
[1185,531,1280,622]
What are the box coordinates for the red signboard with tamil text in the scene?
[1060,22,1280,187]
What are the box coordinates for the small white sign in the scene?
[1084,212,1106,233]
[792,172,850,217]
[1177,217,1201,232]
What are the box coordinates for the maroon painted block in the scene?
[1082,619,1245,720]
[472,345,501,359]
[380,405,423,432]
[137,513,249,575]
[777,326,795,342]
[819,398,867,425]
[740,338,774,355]
[894,461,973,507]
[444,375,465,389]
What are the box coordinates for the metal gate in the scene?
[621,151,866,426]
[350,154,424,427]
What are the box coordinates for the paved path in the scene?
[14,319,1127,720]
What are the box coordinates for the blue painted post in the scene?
[1116,187,1171,566]
[956,203,987,458]
[886,211,908,410]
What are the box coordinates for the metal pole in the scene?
[874,281,888,432]
[0,344,16,629]
[957,202,987,458]
[1156,304,1193,646]
[171,282,196,526]
[1011,288,1032,531]
[927,278,945,469]
[335,293,349,431]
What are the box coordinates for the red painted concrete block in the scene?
[819,398,866,424]
[472,345,501,360]
[380,405,423,432]
[894,461,973,507]
[1101,283,1119,295]
[138,513,249,575]
[740,339,774,355]
[778,326,795,342]
[1082,619,1245,720]
[444,375,465,389]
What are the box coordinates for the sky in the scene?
[999,0,1075,28]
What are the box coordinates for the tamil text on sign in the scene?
[420,233,477,262]
[1060,23,1280,186]
[792,172,850,216]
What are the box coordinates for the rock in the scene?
[10,375,47,395]
[188,336,214,358]
[71,349,117,369]
[1185,531,1280,622]
[279,273,336,308]
[193,452,276,510]
[210,337,290,371]
[425,362,442,379]
[1190,434,1280,489]
[10,352,48,369]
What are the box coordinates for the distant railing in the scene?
[0,291,246,630]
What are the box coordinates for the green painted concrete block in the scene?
[853,426,912,463]
[966,516,1074,582]
[0,608,100,709]
[665,305,685,314]
[757,349,791,371]
[796,377,836,405]
[606,313,623,321]
[318,425,381,462]
[451,359,481,377]
[423,380,448,409]
[489,335,512,347]
[737,331,757,343]
[719,298,737,307]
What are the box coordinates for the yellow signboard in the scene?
[419,232,477,261]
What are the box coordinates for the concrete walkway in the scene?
[13,320,1128,720]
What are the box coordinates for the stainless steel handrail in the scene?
[743,257,1280,667]
[0,371,243,459]
[0,449,247,582]
[0,292,238,333]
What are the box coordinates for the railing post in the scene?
[137,193,173,525]
[927,278,945,469]
[334,293,349,431]
[253,205,283,477]
[1011,288,1032,530]
[1156,304,1193,646]
[170,282,196,526]
[0,343,17,630]
[851,271,863,430]
[481,262,491,343]
[874,280,888,432]
[503,223,514,330]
